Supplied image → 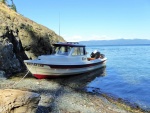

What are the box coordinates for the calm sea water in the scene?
[86,45,150,110]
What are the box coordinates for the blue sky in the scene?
[14,0,150,41]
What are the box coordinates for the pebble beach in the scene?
[0,68,144,113]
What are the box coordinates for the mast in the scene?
[59,12,60,36]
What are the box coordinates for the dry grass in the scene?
[0,2,18,17]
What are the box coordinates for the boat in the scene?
[24,42,107,79]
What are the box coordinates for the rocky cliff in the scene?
[0,3,65,76]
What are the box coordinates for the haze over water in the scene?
[86,45,150,110]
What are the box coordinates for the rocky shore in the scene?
[0,68,145,113]
[0,3,146,113]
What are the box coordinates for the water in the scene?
[86,45,150,110]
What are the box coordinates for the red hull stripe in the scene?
[33,74,60,79]
[46,60,106,69]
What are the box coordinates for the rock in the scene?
[0,39,21,74]
[0,89,41,113]
[0,70,6,80]
[39,95,54,108]
[0,3,65,76]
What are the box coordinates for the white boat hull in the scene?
[24,60,106,79]
[24,42,107,79]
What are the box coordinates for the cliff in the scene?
[0,3,65,76]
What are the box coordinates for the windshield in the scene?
[72,47,84,56]
[53,46,71,55]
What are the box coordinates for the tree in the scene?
[0,0,17,12]
[11,3,17,12]
[10,0,17,12]
[0,0,7,4]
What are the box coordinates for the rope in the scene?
[8,64,33,89]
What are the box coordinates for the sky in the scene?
[13,0,150,42]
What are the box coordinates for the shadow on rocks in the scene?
[36,106,51,113]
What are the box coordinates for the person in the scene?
[90,50,101,59]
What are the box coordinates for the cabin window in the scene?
[54,46,71,55]
[80,47,84,55]
[53,47,59,53]
[72,47,84,56]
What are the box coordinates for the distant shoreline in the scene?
[85,44,150,46]
[80,39,150,46]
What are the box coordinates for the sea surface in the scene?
[86,45,150,110]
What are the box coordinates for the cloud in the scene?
[63,34,123,42]
[89,35,122,40]
[62,34,150,42]
[63,35,84,42]
[89,35,108,40]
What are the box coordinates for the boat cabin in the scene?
[52,42,86,56]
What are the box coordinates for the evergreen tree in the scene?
[10,0,17,12]
[0,0,17,12]
[11,3,17,12]
[0,0,7,4]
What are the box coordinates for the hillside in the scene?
[80,39,150,46]
[0,3,65,76]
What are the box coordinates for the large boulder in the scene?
[0,89,41,113]
[0,3,65,76]
[0,26,21,75]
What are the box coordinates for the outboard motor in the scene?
[100,54,105,59]
[90,50,101,59]
[90,50,105,59]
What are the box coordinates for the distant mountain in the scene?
[80,39,150,46]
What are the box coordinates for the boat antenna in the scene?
[59,12,60,36]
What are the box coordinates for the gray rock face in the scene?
[0,3,65,76]
[0,89,41,113]
[0,27,21,75]
[0,70,6,80]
